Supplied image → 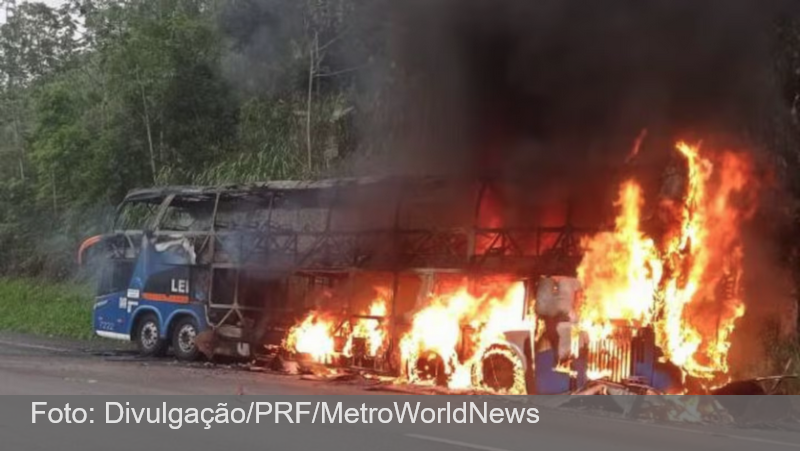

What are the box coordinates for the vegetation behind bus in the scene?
[0,278,93,340]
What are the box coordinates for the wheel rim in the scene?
[140,322,159,349]
[177,324,197,354]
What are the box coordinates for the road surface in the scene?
[0,332,370,395]
[1,332,799,451]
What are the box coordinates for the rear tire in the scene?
[135,313,167,357]
[171,317,201,361]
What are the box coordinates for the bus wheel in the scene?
[172,317,200,362]
[135,314,166,357]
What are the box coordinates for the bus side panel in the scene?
[94,291,134,340]
[124,235,209,338]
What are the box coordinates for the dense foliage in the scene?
[0,0,380,277]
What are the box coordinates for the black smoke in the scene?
[218,0,800,373]
[375,0,794,183]
[217,0,798,212]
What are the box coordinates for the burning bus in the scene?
[79,141,758,394]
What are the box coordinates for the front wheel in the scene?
[135,313,167,357]
[171,317,201,361]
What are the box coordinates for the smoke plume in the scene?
[374,0,791,180]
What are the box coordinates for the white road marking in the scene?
[406,434,514,451]
[63,378,98,384]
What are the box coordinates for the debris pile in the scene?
[560,376,800,427]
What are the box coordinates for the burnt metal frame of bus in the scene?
[110,177,597,369]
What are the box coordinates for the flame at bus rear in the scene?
[577,141,756,385]
[578,180,662,342]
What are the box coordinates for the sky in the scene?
[2,0,69,24]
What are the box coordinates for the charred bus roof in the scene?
[122,177,390,204]
[118,175,620,232]
[121,174,619,204]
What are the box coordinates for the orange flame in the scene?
[343,293,389,358]
[283,312,336,363]
[577,141,756,385]
[285,289,389,363]
[659,142,753,379]
[400,279,529,392]
[283,140,756,392]
[577,180,662,341]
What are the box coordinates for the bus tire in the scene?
[171,316,201,362]
[134,313,167,357]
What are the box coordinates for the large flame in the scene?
[282,140,755,392]
[284,289,389,363]
[343,293,389,358]
[577,141,756,385]
[283,312,336,363]
[578,180,662,339]
[399,279,529,393]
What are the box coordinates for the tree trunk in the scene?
[51,166,57,215]
[11,111,25,181]
[137,73,157,183]
[305,31,318,173]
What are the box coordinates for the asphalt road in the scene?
[1,332,799,451]
[0,332,370,395]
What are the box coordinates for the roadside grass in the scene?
[0,278,94,340]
